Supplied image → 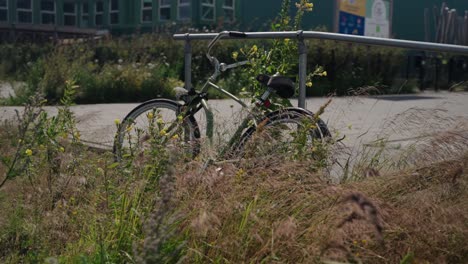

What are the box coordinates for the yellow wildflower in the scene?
[159,130,167,137]
[306,81,313,87]
[250,45,258,54]
[171,134,179,140]
[284,38,290,44]
[25,149,33,156]
[114,119,121,125]
[232,51,239,60]
[236,168,245,178]
[147,112,154,119]
[126,125,133,132]
[322,71,327,77]
[157,118,164,124]
[59,147,65,153]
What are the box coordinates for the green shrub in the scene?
[3,23,462,104]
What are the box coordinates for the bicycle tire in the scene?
[232,108,330,159]
[113,99,201,161]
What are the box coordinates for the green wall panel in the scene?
[239,0,333,31]
[393,0,468,41]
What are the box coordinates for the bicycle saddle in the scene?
[256,73,295,99]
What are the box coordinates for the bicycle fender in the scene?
[264,107,331,137]
[264,107,314,120]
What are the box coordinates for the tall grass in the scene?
[1,89,467,263]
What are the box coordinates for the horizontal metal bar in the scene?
[174,31,300,40]
[173,30,468,55]
[302,31,468,54]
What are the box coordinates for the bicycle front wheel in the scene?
[113,99,200,161]
[235,108,330,159]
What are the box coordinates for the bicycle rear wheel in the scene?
[113,99,200,161]
[234,108,330,159]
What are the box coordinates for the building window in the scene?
[223,0,235,22]
[201,0,214,21]
[95,1,104,26]
[63,2,77,26]
[17,0,32,24]
[159,0,170,21]
[81,2,89,27]
[142,0,152,23]
[178,0,190,21]
[0,0,8,22]
[40,0,56,25]
[110,0,119,24]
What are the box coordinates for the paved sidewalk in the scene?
[1,91,467,152]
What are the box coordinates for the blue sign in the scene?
[338,11,365,36]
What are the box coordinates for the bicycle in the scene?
[113,31,330,162]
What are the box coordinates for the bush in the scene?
[308,40,405,96]
[3,30,464,104]
[3,39,184,104]
[0,43,53,80]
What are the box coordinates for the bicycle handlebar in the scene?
[206,31,248,79]
[207,31,247,58]
[219,60,249,72]
[228,31,247,38]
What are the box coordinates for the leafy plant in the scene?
[233,0,327,108]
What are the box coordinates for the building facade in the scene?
[0,0,467,41]
[0,0,240,40]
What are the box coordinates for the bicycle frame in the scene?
[181,77,266,159]
[173,31,275,159]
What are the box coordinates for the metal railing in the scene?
[174,30,468,108]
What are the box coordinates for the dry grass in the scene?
[172,151,468,263]
[1,113,467,263]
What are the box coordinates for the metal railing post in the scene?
[184,33,192,91]
[297,30,307,108]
